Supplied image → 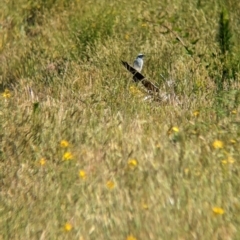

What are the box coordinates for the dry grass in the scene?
[1,0,240,239]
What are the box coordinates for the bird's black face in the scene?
[137,54,145,59]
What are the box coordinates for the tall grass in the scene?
[1,0,240,239]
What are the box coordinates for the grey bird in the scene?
[133,53,145,72]
[121,53,160,93]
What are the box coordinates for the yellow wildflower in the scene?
[64,222,73,231]
[125,34,129,40]
[168,126,180,135]
[128,159,138,169]
[212,140,224,149]
[141,23,147,27]
[63,152,73,160]
[129,85,143,96]
[212,207,224,215]
[126,235,137,240]
[39,158,46,166]
[221,160,227,165]
[2,89,11,98]
[141,202,148,210]
[193,110,200,117]
[231,110,237,114]
[106,181,115,190]
[79,170,86,179]
[172,126,179,133]
[60,140,69,148]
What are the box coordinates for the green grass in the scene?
[1,0,240,239]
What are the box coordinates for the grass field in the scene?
[1,0,240,239]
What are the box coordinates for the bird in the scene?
[132,53,144,82]
[121,55,180,104]
[133,53,145,72]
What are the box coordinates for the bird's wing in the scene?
[141,79,159,93]
[121,60,159,93]
[121,61,145,81]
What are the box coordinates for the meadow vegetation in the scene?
[1,0,240,239]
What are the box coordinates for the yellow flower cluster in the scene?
[167,126,179,135]
[126,235,137,240]
[60,140,69,148]
[172,127,179,132]
[64,222,73,231]
[212,140,224,149]
[128,159,138,169]
[2,89,11,98]
[39,158,46,166]
[129,85,144,97]
[212,207,224,215]
[79,170,86,180]
[221,156,235,165]
[193,110,200,117]
[106,181,115,189]
[63,152,73,160]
